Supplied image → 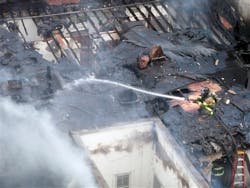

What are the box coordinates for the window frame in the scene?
[115,173,130,188]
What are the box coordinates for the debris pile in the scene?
[0,0,249,187]
[138,45,165,69]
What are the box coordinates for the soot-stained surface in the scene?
[88,25,250,179]
[0,0,250,186]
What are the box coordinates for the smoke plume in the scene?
[0,97,97,188]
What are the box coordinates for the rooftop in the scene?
[0,0,250,187]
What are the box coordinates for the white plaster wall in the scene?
[153,155,189,188]
[154,125,208,188]
[89,143,154,188]
[76,120,209,188]
[79,123,152,150]
[79,123,154,188]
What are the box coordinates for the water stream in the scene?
[65,77,186,101]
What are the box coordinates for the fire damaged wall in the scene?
[0,1,249,188]
[73,120,209,188]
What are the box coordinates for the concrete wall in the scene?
[153,124,207,188]
[73,119,209,188]
[78,123,155,188]
[88,143,154,188]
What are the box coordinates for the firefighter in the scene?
[211,157,231,188]
[211,164,225,188]
[196,87,217,115]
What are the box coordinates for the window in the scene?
[116,173,130,188]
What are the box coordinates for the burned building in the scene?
[0,0,250,188]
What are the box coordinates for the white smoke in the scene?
[0,97,97,188]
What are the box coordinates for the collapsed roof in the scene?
[0,0,250,187]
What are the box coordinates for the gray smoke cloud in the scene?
[0,97,97,188]
[164,0,211,29]
[165,0,209,13]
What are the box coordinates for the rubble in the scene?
[138,45,165,69]
[0,0,249,187]
[7,80,22,90]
